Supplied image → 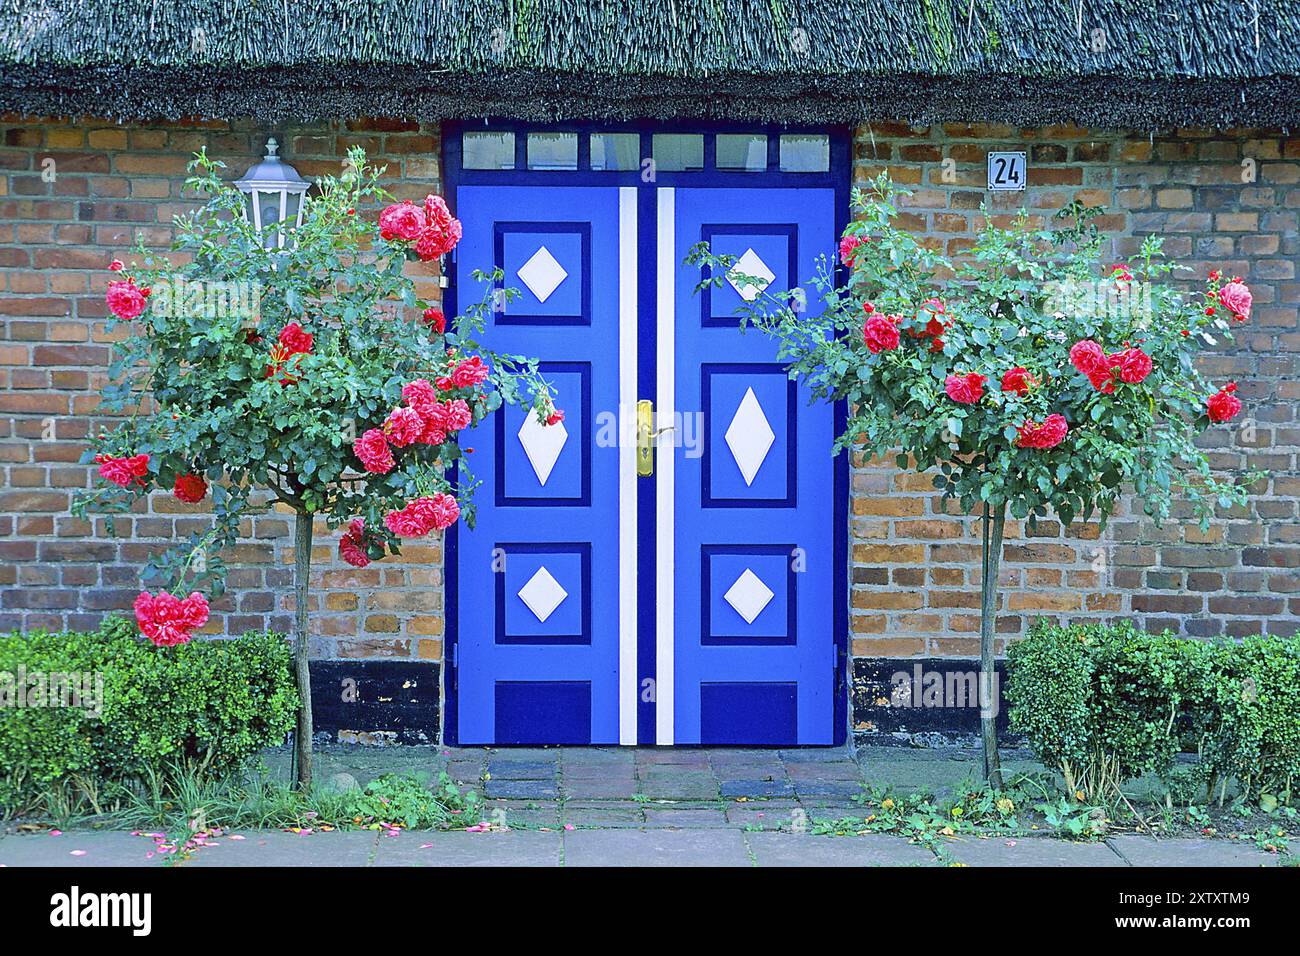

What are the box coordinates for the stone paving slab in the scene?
[184,831,380,867]
[562,828,753,867]
[640,807,730,828]
[484,779,560,800]
[939,835,1125,867]
[372,830,562,867]
[720,779,796,799]
[560,777,641,799]
[0,832,160,868]
[486,759,557,780]
[563,805,647,828]
[1107,836,1278,867]
[745,831,936,867]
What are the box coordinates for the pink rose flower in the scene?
[450,356,489,389]
[378,201,427,242]
[401,378,440,413]
[383,406,425,448]
[441,399,472,432]
[944,372,986,404]
[1217,280,1252,322]
[106,278,149,320]
[95,453,150,488]
[354,428,395,473]
[134,590,209,647]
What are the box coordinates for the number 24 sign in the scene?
[987,151,1026,191]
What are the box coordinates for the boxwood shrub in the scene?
[0,616,297,816]
[1006,620,1300,805]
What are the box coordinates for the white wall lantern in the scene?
[234,137,311,248]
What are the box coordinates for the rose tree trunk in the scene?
[980,502,1005,789]
[293,509,314,789]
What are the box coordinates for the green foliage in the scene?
[343,772,480,829]
[75,147,553,595]
[687,173,1259,531]
[0,617,297,817]
[1007,620,1300,805]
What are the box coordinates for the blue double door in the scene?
[450,180,844,746]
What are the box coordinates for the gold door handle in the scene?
[636,400,674,477]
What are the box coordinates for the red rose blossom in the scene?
[354,428,395,474]
[413,195,463,261]
[944,372,986,405]
[862,314,900,354]
[173,472,207,503]
[1000,367,1036,397]
[545,408,565,427]
[378,201,427,242]
[1016,413,1069,450]
[106,278,149,320]
[338,518,371,568]
[1207,382,1242,423]
[277,321,314,355]
[422,307,446,333]
[839,235,865,268]
[1115,347,1153,385]
[134,590,209,647]
[1068,339,1107,375]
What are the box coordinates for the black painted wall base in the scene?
[308,659,441,746]
[304,657,1011,749]
[852,658,1013,747]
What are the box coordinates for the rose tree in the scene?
[77,148,558,787]
[690,176,1261,786]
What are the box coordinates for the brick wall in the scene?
[2,116,1297,685]
[0,116,448,662]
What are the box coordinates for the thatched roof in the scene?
[3,0,1298,127]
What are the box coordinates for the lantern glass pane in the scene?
[257,191,283,247]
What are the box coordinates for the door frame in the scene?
[442,119,851,746]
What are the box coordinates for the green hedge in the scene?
[1006,621,1300,805]
[0,616,298,815]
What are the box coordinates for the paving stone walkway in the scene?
[0,748,1285,867]
[0,828,1282,867]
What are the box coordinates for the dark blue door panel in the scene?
[670,187,838,745]
[455,185,622,745]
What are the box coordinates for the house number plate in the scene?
[987,151,1027,191]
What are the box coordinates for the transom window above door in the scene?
[459,127,832,175]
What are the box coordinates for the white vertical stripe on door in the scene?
[655,187,676,746]
[618,186,638,746]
